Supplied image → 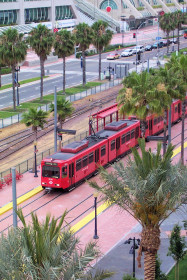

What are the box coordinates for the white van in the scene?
[132,45,144,54]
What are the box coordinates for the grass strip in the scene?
[167,253,187,280]
[0,76,48,91]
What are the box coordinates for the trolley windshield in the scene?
[42,165,60,178]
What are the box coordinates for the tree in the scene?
[117,71,169,138]
[155,255,168,280]
[156,63,182,154]
[0,209,114,280]
[73,23,93,85]
[92,20,113,80]
[50,96,74,150]
[167,54,187,164]
[21,107,49,172]
[159,13,175,54]
[173,11,186,52]
[0,28,27,110]
[29,24,54,101]
[89,139,187,280]
[167,224,186,280]
[54,29,75,94]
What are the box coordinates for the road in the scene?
[0,38,186,109]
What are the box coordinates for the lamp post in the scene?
[121,16,126,47]
[93,192,99,239]
[124,237,140,278]
[135,21,146,72]
[34,141,38,177]
[15,66,20,106]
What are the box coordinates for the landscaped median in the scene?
[0,81,103,120]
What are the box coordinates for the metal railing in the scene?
[0,79,121,129]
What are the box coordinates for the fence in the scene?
[0,127,92,179]
[0,79,121,129]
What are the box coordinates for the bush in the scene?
[122,274,138,280]
[0,67,11,75]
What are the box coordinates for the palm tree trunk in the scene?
[181,100,185,165]
[12,65,16,110]
[167,32,169,54]
[63,56,66,94]
[0,66,1,88]
[163,110,167,155]
[140,119,146,138]
[177,24,180,52]
[99,49,102,81]
[40,58,44,101]
[82,50,86,85]
[144,252,156,280]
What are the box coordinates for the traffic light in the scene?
[133,33,136,38]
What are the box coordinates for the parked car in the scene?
[131,45,144,54]
[169,38,178,44]
[152,41,164,49]
[161,40,168,46]
[145,45,152,51]
[106,52,120,60]
[121,49,134,57]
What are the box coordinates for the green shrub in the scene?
[166,3,175,6]
[137,7,144,11]
[0,67,11,75]
[152,5,162,8]
[122,274,138,280]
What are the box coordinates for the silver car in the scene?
[121,49,133,57]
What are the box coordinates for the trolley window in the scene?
[126,133,130,142]
[154,118,158,125]
[62,166,67,178]
[42,166,60,178]
[76,159,82,171]
[111,140,115,151]
[175,105,177,113]
[101,145,106,157]
[82,156,88,167]
[89,152,94,163]
[122,134,126,144]
[131,130,135,139]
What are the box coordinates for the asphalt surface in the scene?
[93,205,187,279]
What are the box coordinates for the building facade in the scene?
[0,0,80,30]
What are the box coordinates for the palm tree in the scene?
[167,55,187,164]
[92,20,113,80]
[50,96,74,150]
[159,13,175,54]
[89,139,187,280]
[173,11,186,52]
[29,24,54,101]
[54,29,75,94]
[156,63,183,154]
[0,28,27,110]
[0,209,114,280]
[117,71,168,138]
[21,107,49,172]
[73,23,93,85]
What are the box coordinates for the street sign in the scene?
[57,128,76,135]
[156,37,162,40]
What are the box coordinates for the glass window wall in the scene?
[0,10,17,25]
[25,7,48,23]
[55,5,73,20]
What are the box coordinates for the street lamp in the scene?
[34,141,38,177]
[135,21,146,72]
[93,192,99,239]
[15,66,20,106]
[124,237,140,278]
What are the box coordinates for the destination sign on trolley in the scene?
[57,128,76,135]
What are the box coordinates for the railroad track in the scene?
[0,91,118,160]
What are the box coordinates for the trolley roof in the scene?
[43,119,139,162]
